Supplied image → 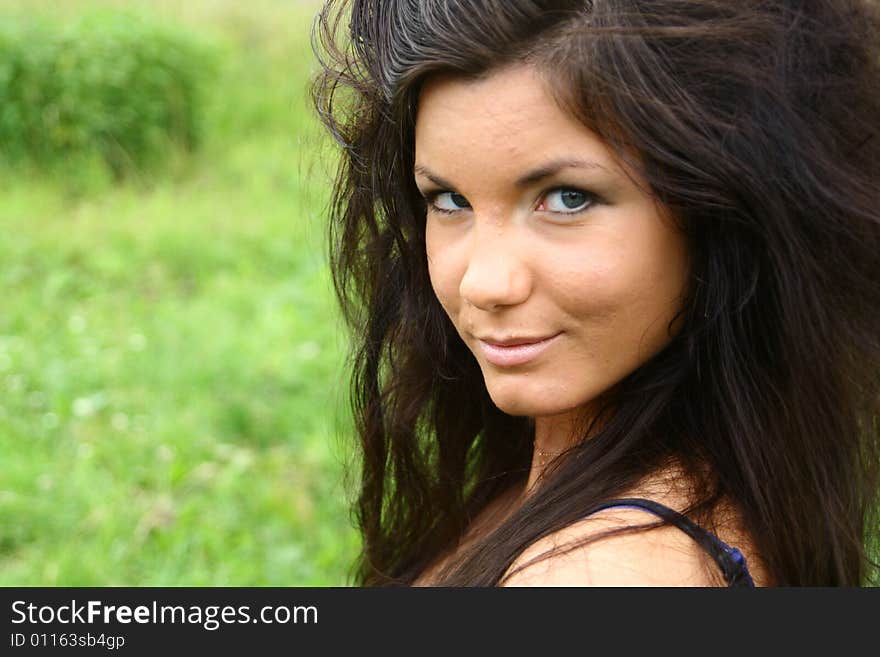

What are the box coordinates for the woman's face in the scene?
[415,65,688,423]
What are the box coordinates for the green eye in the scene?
[542,188,595,213]
[432,192,470,212]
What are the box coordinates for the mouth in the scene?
[475,333,562,367]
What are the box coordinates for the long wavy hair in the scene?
[311,0,880,586]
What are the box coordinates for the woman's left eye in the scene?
[539,188,596,214]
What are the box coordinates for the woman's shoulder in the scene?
[502,507,722,586]
[502,468,768,587]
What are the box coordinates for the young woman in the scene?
[311,0,880,586]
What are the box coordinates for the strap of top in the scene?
[585,497,755,587]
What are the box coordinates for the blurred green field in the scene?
[0,0,361,585]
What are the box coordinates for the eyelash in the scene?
[421,191,467,216]
[421,187,600,217]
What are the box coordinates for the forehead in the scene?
[414,64,619,175]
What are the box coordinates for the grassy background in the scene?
[0,0,360,585]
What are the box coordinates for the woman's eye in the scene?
[430,191,471,213]
[540,188,595,214]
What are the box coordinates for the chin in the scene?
[487,396,539,417]
[482,370,613,421]
[484,385,576,418]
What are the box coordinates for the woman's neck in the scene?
[526,411,593,492]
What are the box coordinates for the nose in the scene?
[458,228,532,312]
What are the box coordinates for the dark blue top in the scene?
[586,498,756,587]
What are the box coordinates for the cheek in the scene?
[548,245,627,319]
[425,232,462,316]
[550,229,686,329]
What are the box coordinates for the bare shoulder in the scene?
[500,464,769,587]
[501,507,724,587]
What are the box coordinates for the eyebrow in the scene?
[413,158,607,190]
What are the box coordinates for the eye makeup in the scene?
[419,185,603,218]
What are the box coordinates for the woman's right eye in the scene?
[427,191,471,214]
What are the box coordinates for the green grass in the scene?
[0,0,360,585]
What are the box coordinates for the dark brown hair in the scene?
[311,0,880,586]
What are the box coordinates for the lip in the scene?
[476,333,562,367]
